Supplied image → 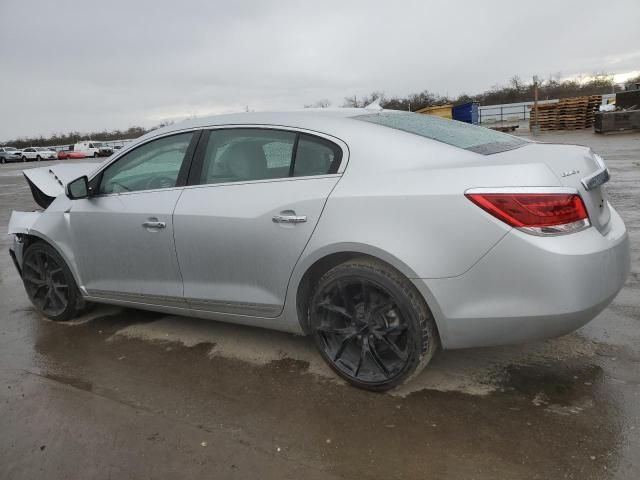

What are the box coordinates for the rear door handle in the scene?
[142,221,166,229]
[272,214,307,224]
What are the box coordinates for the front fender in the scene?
[8,210,42,235]
[8,208,85,293]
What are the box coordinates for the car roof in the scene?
[144,108,397,141]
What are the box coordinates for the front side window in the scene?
[99,132,193,194]
[199,129,296,185]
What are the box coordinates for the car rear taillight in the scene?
[465,189,590,236]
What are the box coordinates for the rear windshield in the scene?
[355,111,526,155]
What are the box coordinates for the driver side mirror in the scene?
[66,176,90,200]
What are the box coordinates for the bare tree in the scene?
[304,99,332,108]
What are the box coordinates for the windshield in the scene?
[5,147,17,151]
[92,142,103,147]
[355,111,526,155]
[35,147,47,151]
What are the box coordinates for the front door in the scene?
[173,128,344,317]
[68,131,198,304]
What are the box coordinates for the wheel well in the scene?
[296,252,401,334]
[19,234,43,253]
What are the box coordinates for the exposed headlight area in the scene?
[465,187,590,236]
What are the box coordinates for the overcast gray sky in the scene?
[1,0,639,140]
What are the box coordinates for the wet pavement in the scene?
[1,131,639,480]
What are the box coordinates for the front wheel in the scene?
[22,156,27,162]
[21,242,88,321]
[309,257,438,391]
[93,152,98,158]
[36,155,41,161]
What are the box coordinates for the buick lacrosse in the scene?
[8,108,630,390]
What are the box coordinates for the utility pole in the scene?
[532,75,540,136]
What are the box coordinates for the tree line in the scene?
[335,73,640,111]
[4,73,639,147]
[2,122,174,149]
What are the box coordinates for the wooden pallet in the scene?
[529,95,601,131]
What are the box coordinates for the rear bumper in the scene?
[414,205,630,349]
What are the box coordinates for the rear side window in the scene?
[355,112,525,155]
[200,129,296,185]
[294,135,341,177]
[197,129,342,185]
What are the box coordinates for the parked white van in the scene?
[74,141,113,158]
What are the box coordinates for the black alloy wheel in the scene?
[21,242,87,321]
[310,257,437,391]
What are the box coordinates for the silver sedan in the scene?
[8,108,630,390]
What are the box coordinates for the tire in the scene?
[1,157,5,164]
[22,156,27,162]
[93,152,98,158]
[36,155,42,161]
[21,242,88,321]
[308,257,438,391]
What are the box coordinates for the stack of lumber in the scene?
[529,95,602,131]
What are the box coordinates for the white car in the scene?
[21,147,57,162]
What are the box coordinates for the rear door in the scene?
[173,127,344,317]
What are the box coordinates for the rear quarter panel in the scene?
[299,128,562,279]
[284,126,562,331]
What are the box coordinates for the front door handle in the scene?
[142,220,166,229]
[272,214,307,224]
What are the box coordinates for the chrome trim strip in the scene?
[86,289,188,308]
[581,154,610,191]
[465,186,578,195]
[86,289,281,317]
[185,298,281,317]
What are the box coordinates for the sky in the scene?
[1,0,639,140]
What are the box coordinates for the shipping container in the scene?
[452,102,479,124]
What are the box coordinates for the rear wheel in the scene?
[93,152,98,158]
[1,157,5,164]
[21,242,87,321]
[309,257,438,391]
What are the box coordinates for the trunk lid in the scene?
[492,142,611,233]
[23,163,101,209]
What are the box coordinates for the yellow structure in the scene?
[414,104,453,119]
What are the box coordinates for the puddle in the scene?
[108,314,607,399]
[44,373,93,392]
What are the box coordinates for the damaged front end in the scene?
[7,212,39,275]
[8,163,100,274]
[21,163,100,209]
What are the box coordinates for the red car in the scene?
[57,147,85,160]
